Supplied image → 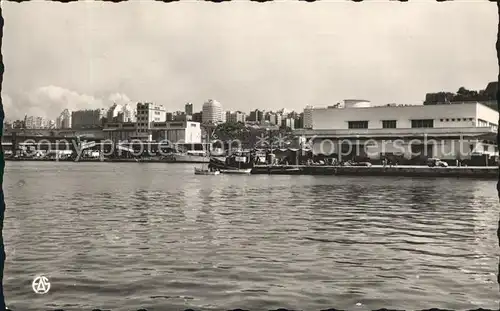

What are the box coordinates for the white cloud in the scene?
[108,93,132,107]
[2,92,18,122]
[2,1,497,112]
[4,86,134,121]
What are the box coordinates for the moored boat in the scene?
[163,150,210,163]
[208,149,255,171]
[194,167,220,175]
[220,168,252,175]
[194,147,221,175]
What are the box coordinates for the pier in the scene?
[251,165,499,179]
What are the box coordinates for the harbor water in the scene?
[3,162,499,310]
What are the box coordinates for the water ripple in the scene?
[2,162,498,310]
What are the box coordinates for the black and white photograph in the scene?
[0,0,498,310]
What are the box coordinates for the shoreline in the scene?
[6,158,498,179]
[252,165,499,179]
[4,158,208,164]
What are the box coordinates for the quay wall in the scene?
[251,165,499,179]
[4,158,498,179]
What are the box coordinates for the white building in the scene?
[33,116,51,129]
[135,102,167,141]
[342,99,372,109]
[152,121,202,144]
[294,102,498,161]
[120,103,136,123]
[282,117,295,130]
[265,112,277,125]
[202,99,224,124]
[103,120,202,144]
[56,109,72,129]
[275,113,283,127]
[310,102,496,130]
[24,116,34,129]
[303,105,314,129]
[226,111,246,123]
[107,103,123,122]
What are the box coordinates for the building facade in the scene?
[192,112,202,123]
[103,121,202,144]
[185,103,193,116]
[135,102,167,140]
[226,111,246,124]
[202,99,224,124]
[282,117,295,130]
[102,122,137,142]
[71,109,106,129]
[107,104,123,122]
[120,104,136,123]
[294,102,498,161]
[151,121,202,144]
[24,116,35,129]
[310,102,497,130]
[56,109,72,129]
[173,111,192,121]
[303,105,314,129]
[249,109,264,123]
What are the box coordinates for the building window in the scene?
[411,119,434,128]
[382,120,397,128]
[445,119,449,121]
[451,118,455,121]
[478,119,489,127]
[348,121,369,129]
[440,119,444,122]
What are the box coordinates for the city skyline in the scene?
[6,99,302,124]
[2,1,497,120]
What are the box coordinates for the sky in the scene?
[1,0,498,121]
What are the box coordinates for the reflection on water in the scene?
[2,162,499,310]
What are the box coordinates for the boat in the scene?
[260,165,302,174]
[194,167,220,175]
[220,168,252,175]
[218,151,253,175]
[208,150,255,171]
[194,147,221,176]
[162,150,210,163]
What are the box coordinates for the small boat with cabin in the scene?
[209,149,254,175]
[194,167,220,175]
[194,146,221,175]
[219,168,252,175]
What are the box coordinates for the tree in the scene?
[457,86,468,96]
[214,122,249,142]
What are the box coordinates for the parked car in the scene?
[427,158,448,167]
